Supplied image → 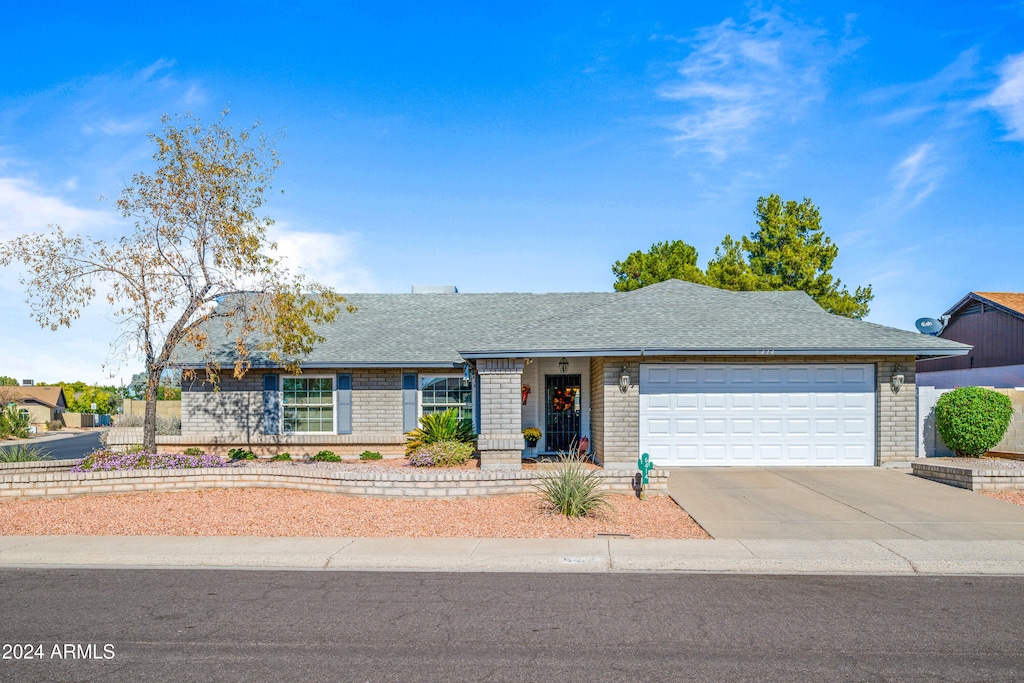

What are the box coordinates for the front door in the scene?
[545,374,581,452]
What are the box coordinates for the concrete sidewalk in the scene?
[2,535,1024,575]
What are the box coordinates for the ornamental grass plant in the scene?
[536,446,610,518]
[0,444,52,462]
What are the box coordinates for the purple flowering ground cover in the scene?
[71,450,226,472]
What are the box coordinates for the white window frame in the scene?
[418,373,474,422]
[280,374,336,435]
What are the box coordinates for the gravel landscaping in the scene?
[0,489,708,539]
[927,457,1024,469]
[985,491,1024,507]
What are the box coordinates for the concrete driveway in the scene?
[668,467,1024,540]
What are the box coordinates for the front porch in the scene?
[475,356,639,470]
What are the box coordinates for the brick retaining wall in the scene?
[0,463,668,501]
[911,461,1024,491]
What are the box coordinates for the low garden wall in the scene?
[911,460,1024,492]
[0,462,668,501]
[104,428,406,456]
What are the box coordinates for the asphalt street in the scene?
[1,431,102,460]
[1,569,1022,682]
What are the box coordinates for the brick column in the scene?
[877,357,917,465]
[476,358,525,470]
[598,357,640,469]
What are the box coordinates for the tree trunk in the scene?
[143,366,161,452]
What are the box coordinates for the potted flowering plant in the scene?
[522,427,541,447]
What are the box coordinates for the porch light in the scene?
[618,365,630,393]
[559,357,569,373]
[890,365,905,394]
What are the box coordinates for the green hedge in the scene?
[935,387,1013,457]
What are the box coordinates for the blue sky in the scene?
[1,1,1022,384]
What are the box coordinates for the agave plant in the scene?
[405,408,477,454]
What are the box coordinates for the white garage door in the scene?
[640,364,876,467]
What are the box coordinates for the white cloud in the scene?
[657,8,848,159]
[982,52,1024,140]
[866,48,982,127]
[888,143,944,208]
[268,224,377,293]
[0,177,111,242]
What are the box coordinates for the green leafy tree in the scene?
[0,110,350,451]
[610,195,873,318]
[704,235,764,292]
[743,195,872,318]
[0,376,18,386]
[612,240,706,292]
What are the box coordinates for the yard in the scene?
[0,488,708,539]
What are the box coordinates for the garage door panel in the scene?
[640,363,875,467]
[676,419,698,436]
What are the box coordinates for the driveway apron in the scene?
[667,467,1024,540]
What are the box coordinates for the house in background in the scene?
[917,292,1024,457]
[171,280,968,469]
[916,292,1024,389]
[7,385,67,427]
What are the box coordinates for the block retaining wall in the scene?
[911,461,1024,492]
[0,462,668,501]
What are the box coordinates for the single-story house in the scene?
[7,386,67,426]
[177,280,969,469]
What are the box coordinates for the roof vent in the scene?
[411,285,458,294]
[22,379,33,386]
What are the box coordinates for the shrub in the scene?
[359,450,383,461]
[0,406,30,439]
[45,420,63,432]
[536,448,609,517]
[407,440,475,467]
[0,444,52,462]
[272,453,292,461]
[72,449,225,472]
[228,448,256,460]
[125,444,146,455]
[404,408,476,454]
[184,447,205,456]
[935,387,1014,457]
[311,450,341,462]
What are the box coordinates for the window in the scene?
[282,376,334,433]
[420,376,472,421]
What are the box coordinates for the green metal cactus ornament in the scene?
[637,452,654,500]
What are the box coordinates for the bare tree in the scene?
[0,110,349,451]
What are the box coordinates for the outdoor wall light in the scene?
[619,365,630,393]
[890,364,905,394]
[559,357,569,373]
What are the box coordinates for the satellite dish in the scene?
[915,317,944,335]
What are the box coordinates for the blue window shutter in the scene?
[402,373,418,432]
[336,373,352,434]
[263,373,280,434]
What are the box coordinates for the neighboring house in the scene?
[916,292,1024,389]
[7,386,67,426]
[176,280,968,469]
[916,292,1024,457]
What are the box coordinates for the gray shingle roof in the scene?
[180,280,969,368]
